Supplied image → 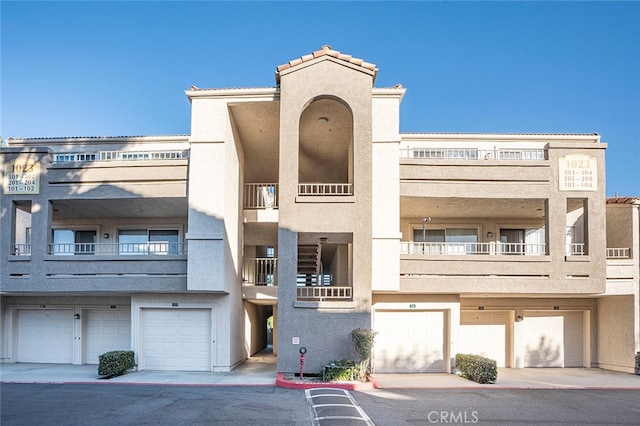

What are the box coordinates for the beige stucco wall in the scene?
[597,295,637,372]
[371,93,403,291]
[276,57,376,372]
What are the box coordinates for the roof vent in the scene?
[321,44,332,50]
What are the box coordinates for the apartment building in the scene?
[1,46,638,374]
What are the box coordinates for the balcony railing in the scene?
[566,243,586,256]
[242,258,277,286]
[298,183,353,196]
[400,147,546,161]
[400,241,546,256]
[53,149,189,163]
[296,286,352,301]
[244,183,278,209]
[12,244,32,256]
[607,247,631,259]
[48,242,187,256]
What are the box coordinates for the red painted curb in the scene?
[275,373,375,391]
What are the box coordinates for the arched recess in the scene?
[298,96,354,193]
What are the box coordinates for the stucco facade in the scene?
[1,46,638,374]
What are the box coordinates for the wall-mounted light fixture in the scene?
[319,237,328,244]
[486,232,493,239]
[515,315,524,322]
[103,233,110,239]
[74,313,81,320]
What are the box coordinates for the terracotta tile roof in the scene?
[606,197,640,204]
[276,45,377,82]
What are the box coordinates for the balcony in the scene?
[298,183,353,196]
[53,149,189,163]
[242,258,277,286]
[244,183,278,209]
[400,147,546,161]
[607,248,631,259]
[12,244,31,256]
[296,286,352,301]
[565,243,587,256]
[400,241,546,256]
[48,242,188,256]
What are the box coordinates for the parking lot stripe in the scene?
[305,388,375,425]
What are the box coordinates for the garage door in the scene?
[18,309,74,363]
[522,311,583,367]
[84,310,131,364]
[142,309,211,371]
[459,311,508,367]
[374,310,445,373]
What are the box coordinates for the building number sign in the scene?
[3,161,40,194]
[559,154,596,191]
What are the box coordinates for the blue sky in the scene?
[2,1,639,196]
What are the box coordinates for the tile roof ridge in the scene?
[276,45,377,75]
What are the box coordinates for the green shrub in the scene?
[635,352,640,373]
[98,350,136,378]
[321,359,365,382]
[455,353,498,384]
[350,328,377,380]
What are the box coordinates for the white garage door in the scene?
[459,311,508,367]
[142,309,211,371]
[84,310,131,364]
[18,309,74,363]
[374,310,445,373]
[522,311,583,367]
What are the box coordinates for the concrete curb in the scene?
[275,373,375,391]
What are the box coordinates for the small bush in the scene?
[321,359,365,382]
[98,350,136,378]
[635,352,640,374]
[455,353,497,384]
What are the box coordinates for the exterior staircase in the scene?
[297,244,321,286]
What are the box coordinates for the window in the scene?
[118,229,180,255]
[52,229,96,255]
[500,228,545,255]
[413,228,477,254]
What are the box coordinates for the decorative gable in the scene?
[275,45,377,85]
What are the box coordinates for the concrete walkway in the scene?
[371,368,640,389]
[2,351,639,389]
[0,349,278,386]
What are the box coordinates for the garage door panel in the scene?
[142,309,211,371]
[459,325,506,367]
[459,311,508,367]
[18,310,74,363]
[375,311,445,373]
[523,312,583,367]
[84,310,131,364]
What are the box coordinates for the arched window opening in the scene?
[298,97,353,196]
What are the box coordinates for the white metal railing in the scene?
[298,183,353,196]
[400,147,546,161]
[566,243,586,256]
[12,244,32,256]
[606,248,630,259]
[244,183,278,209]
[48,242,187,256]
[400,241,546,256]
[53,150,189,163]
[242,258,277,286]
[296,286,352,301]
